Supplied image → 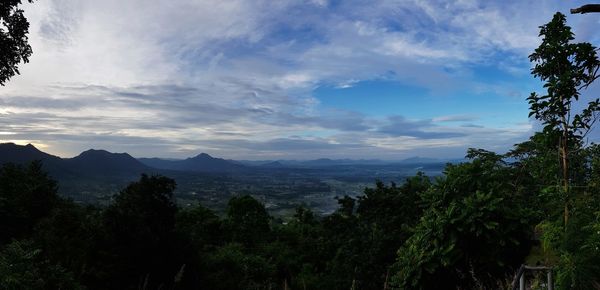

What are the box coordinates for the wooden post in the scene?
[511,265,526,290]
[520,273,525,290]
[547,270,554,290]
[350,266,357,290]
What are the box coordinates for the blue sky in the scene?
[1,0,600,160]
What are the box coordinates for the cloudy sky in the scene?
[2,0,600,160]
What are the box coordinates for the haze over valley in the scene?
[0,142,452,215]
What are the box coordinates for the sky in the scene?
[2,0,600,160]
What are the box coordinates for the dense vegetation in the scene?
[1,143,595,289]
[3,11,600,290]
[0,158,526,289]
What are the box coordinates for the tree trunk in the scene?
[383,268,390,290]
[561,113,570,228]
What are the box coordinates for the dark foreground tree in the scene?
[88,174,180,289]
[0,0,34,85]
[0,240,83,289]
[0,161,59,244]
[225,195,271,247]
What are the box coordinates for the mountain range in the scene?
[0,143,461,176]
[0,143,148,177]
[0,142,459,204]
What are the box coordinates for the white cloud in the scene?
[1,0,592,159]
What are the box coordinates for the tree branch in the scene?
[571,4,600,14]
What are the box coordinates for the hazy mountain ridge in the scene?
[0,143,461,173]
[235,156,462,168]
[138,153,247,172]
[0,142,452,207]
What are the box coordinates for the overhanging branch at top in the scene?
[571,4,600,14]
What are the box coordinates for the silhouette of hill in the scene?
[139,153,246,172]
[0,143,158,200]
[0,143,152,179]
[65,149,150,176]
[0,143,71,176]
[259,161,286,168]
[0,143,60,164]
[399,156,444,164]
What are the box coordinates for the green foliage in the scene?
[202,243,276,290]
[528,12,600,135]
[528,12,600,235]
[32,200,98,280]
[1,159,517,289]
[537,194,600,289]
[103,174,177,246]
[89,174,180,289]
[523,12,600,290]
[0,240,82,290]
[225,195,271,247]
[0,161,59,245]
[392,152,533,289]
[176,203,222,249]
[0,0,34,85]
[585,143,600,190]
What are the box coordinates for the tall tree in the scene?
[91,174,179,289]
[0,161,59,244]
[225,195,271,247]
[528,12,600,227]
[0,0,34,85]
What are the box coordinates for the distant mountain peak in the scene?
[193,153,213,158]
[68,148,148,175]
[260,161,285,168]
[2,142,35,149]
[79,148,109,155]
[0,142,52,156]
[0,142,64,172]
[77,149,133,158]
[315,158,333,161]
[139,152,245,172]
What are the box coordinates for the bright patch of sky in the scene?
[1,0,600,160]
